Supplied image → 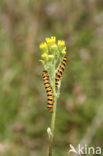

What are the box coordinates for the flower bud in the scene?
[40,60,45,65]
[46,36,56,45]
[51,44,58,51]
[61,49,66,56]
[41,52,49,61]
[40,42,48,53]
[48,55,54,61]
[47,127,53,138]
[58,40,65,47]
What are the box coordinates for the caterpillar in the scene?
[55,56,67,89]
[42,71,53,112]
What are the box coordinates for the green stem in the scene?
[51,95,57,132]
[48,100,57,156]
[48,62,57,156]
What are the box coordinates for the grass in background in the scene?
[0,0,103,155]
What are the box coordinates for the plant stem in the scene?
[48,94,57,156]
[48,63,57,156]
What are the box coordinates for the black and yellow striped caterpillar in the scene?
[42,71,53,112]
[42,56,67,112]
[55,56,67,89]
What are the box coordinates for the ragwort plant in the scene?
[40,36,67,156]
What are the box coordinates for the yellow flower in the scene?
[58,40,65,47]
[46,36,56,45]
[41,52,48,59]
[40,42,47,51]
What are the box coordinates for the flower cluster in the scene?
[40,36,66,62]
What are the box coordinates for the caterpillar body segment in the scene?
[42,71,53,112]
[55,56,67,89]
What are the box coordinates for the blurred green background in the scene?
[0,0,103,156]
